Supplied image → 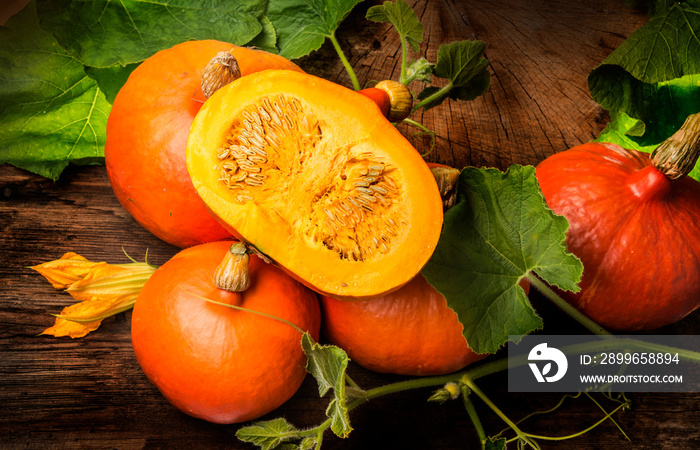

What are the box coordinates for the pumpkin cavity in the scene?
[215,94,408,262]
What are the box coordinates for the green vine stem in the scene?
[463,386,488,449]
[191,292,307,334]
[412,81,453,112]
[463,376,541,448]
[402,118,437,156]
[513,399,629,443]
[525,273,613,336]
[399,34,409,84]
[329,32,361,91]
[585,392,631,442]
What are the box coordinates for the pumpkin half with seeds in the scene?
[186,70,443,299]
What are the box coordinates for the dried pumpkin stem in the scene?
[201,50,242,99]
[429,165,461,210]
[651,112,700,180]
[213,242,251,292]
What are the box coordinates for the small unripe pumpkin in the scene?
[131,240,321,424]
[105,40,302,248]
[536,113,700,330]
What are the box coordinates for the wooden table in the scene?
[2,1,700,448]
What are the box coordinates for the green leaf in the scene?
[422,165,583,355]
[267,0,364,60]
[405,57,434,84]
[416,40,490,110]
[85,63,139,105]
[593,74,700,181]
[0,1,110,180]
[449,70,491,101]
[484,436,507,450]
[417,67,490,110]
[588,2,700,122]
[249,16,279,53]
[36,0,266,67]
[588,1,700,182]
[434,40,490,88]
[301,332,353,438]
[297,437,317,450]
[366,0,423,52]
[236,418,302,450]
[595,111,655,151]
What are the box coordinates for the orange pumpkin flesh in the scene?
[187,70,443,299]
[320,274,486,376]
[130,241,321,424]
[105,40,302,248]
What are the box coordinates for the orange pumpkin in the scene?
[105,40,302,248]
[358,81,412,122]
[130,240,320,424]
[320,274,486,376]
[186,70,443,299]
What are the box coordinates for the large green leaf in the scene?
[248,15,279,53]
[422,165,582,355]
[588,2,700,181]
[36,0,266,67]
[0,1,110,180]
[85,63,139,105]
[588,1,700,123]
[267,0,364,60]
[593,73,700,181]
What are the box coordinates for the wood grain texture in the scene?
[2,0,700,449]
[303,0,647,169]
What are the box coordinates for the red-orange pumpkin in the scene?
[536,114,700,330]
[320,274,487,376]
[105,40,302,248]
[130,240,320,424]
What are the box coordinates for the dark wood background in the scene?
[3,0,700,448]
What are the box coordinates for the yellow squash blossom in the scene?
[32,253,156,338]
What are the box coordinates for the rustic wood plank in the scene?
[3,0,700,449]
[304,0,648,169]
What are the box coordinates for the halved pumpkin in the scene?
[186,70,443,299]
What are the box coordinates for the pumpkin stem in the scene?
[650,112,700,180]
[429,164,461,210]
[213,242,251,292]
[375,80,413,123]
[201,50,242,99]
